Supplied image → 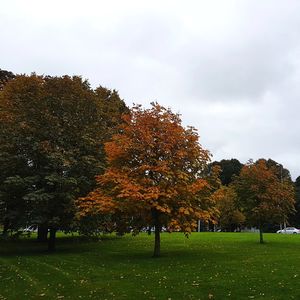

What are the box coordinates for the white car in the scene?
[23,225,37,233]
[276,227,300,234]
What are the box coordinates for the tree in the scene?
[0,74,127,249]
[289,176,300,228]
[0,69,15,90]
[233,159,295,243]
[210,159,243,185]
[77,103,218,257]
[215,186,245,231]
[265,159,291,182]
[265,159,294,229]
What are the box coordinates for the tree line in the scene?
[211,158,296,243]
[0,69,298,256]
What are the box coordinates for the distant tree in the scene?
[265,159,291,181]
[0,69,15,90]
[289,176,300,228]
[211,159,243,185]
[77,103,218,257]
[95,86,128,142]
[233,159,295,243]
[265,159,294,228]
[215,186,245,231]
[0,75,127,249]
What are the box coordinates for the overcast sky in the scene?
[2,0,300,179]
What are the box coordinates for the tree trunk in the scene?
[152,209,161,257]
[48,227,56,251]
[259,225,264,244]
[37,224,48,242]
[153,225,161,257]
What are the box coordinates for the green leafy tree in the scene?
[211,159,243,185]
[0,176,37,236]
[265,159,292,181]
[0,69,15,90]
[0,74,127,249]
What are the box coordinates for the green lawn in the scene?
[0,232,300,300]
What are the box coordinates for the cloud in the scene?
[1,0,300,178]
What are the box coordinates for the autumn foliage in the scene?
[233,159,295,243]
[214,186,245,231]
[77,103,218,256]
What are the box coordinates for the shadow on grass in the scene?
[1,232,296,260]
[0,234,121,257]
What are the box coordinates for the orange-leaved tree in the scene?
[233,159,295,243]
[77,103,218,257]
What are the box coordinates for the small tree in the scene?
[233,159,295,243]
[215,186,245,231]
[77,103,218,257]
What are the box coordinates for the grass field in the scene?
[0,232,300,300]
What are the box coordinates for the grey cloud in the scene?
[177,12,300,102]
[1,0,300,178]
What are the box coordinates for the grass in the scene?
[0,232,300,300]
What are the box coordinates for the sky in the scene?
[1,0,300,179]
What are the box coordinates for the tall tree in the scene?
[77,103,218,257]
[0,74,127,249]
[233,159,295,243]
[211,159,243,185]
